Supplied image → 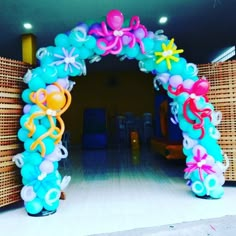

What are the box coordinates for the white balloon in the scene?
[12,153,24,168]
[20,186,36,202]
[60,176,71,190]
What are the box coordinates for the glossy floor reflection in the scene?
[1,146,236,236]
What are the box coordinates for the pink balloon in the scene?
[183,79,195,90]
[106,9,124,30]
[169,75,183,88]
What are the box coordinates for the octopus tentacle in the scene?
[109,38,123,55]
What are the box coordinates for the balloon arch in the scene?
[14,10,229,216]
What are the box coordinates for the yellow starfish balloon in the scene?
[154,38,184,70]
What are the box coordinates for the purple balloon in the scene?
[169,75,183,88]
[147,31,155,39]
[57,78,69,89]
[158,73,170,84]
[134,28,146,40]
[122,35,132,45]
[183,79,195,90]
[46,85,60,94]
[23,104,32,114]
[39,160,54,174]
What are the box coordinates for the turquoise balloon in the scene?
[28,76,46,91]
[191,181,206,197]
[142,59,155,72]
[41,116,56,128]
[20,114,30,127]
[25,198,43,215]
[54,33,70,47]
[154,60,168,73]
[94,43,105,55]
[41,65,58,84]
[32,67,43,75]
[33,124,48,139]
[53,161,59,170]
[29,105,44,118]
[210,185,224,199]
[38,137,55,155]
[126,44,140,59]
[43,199,60,211]
[36,185,48,200]
[24,138,36,152]
[153,40,164,51]
[178,116,192,132]
[190,170,207,182]
[22,89,33,104]
[169,57,187,75]
[142,37,154,54]
[17,128,29,142]
[28,152,43,166]
[176,92,189,105]
[187,126,202,140]
[20,163,36,180]
[84,35,97,49]
[40,55,55,67]
[185,153,194,163]
[79,47,92,59]
[205,143,223,162]
[56,64,69,78]
[69,31,84,48]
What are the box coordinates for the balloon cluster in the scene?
[16,9,229,215]
[154,67,229,198]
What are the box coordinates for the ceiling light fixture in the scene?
[23,23,32,30]
[211,46,235,63]
[159,16,168,24]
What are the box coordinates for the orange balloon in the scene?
[47,92,66,110]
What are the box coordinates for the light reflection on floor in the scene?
[1,146,236,236]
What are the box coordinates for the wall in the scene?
[62,70,155,144]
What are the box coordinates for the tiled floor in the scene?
[1,146,236,236]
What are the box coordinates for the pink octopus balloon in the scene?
[89,9,147,55]
[168,78,212,139]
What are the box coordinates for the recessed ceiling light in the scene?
[23,23,32,29]
[159,16,168,24]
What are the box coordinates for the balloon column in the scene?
[15,9,229,216]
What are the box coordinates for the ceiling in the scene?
[1,0,235,72]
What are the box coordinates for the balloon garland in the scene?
[15,9,229,216]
